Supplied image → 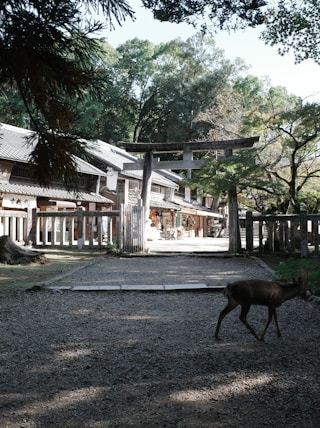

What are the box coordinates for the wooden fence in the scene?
[35,205,144,251]
[34,209,120,249]
[3,206,320,256]
[245,210,320,257]
[0,209,28,243]
[120,204,144,253]
[0,205,145,252]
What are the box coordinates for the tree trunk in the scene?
[228,187,241,254]
[0,236,47,265]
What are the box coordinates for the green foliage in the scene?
[265,101,320,212]
[142,1,320,64]
[142,0,267,29]
[190,148,268,195]
[27,131,88,190]
[105,241,121,255]
[296,191,320,214]
[274,258,320,295]
[77,34,239,144]
[0,1,133,186]
[0,86,29,127]
[262,1,320,64]
[2,0,320,196]
[191,76,320,214]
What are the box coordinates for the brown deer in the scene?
[215,276,308,341]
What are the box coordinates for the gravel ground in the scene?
[1,255,320,428]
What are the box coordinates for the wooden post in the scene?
[228,186,240,254]
[183,149,193,202]
[141,151,153,251]
[225,148,240,254]
[258,220,264,252]
[77,207,84,249]
[300,210,308,257]
[312,218,319,255]
[267,221,274,252]
[246,211,253,252]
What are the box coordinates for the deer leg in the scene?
[239,305,260,340]
[272,308,281,338]
[260,306,281,340]
[215,299,238,340]
[260,306,274,341]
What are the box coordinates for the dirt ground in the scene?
[0,254,320,427]
[0,248,106,291]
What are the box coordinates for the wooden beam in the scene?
[118,136,259,153]
[123,159,205,170]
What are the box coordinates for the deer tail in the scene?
[224,283,233,298]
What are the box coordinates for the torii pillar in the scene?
[121,137,259,253]
[141,151,153,249]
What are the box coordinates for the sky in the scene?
[101,0,320,102]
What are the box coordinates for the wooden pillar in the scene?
[246,211,253,252]
[141,151,153,251]
[228,186,240,254]
[77,207,84,249]
[183,149,193,202]
[300,209,308,257]
[225,148,241,254]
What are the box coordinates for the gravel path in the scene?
[1,255,320,427]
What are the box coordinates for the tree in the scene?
[133,35,238,143]
[142,0,267,29]
[0,0,134,187]
[112,38,159,142]
[71,34,240,145]
[261,1,320,64]
[2,1,320,188]
[265,102,320,213]
[142,1,320,64]
[190,73,320,215]
[0,85,29,128]
[154,35,238,142]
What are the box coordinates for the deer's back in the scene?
[225,279,284,306]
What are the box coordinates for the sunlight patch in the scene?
[55,348,92,360]
[171,374,274,402]
[15,387,106,416]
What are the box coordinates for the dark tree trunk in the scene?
[0,236,47,265]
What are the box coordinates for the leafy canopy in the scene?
[2,0,320,189]
[0,0,134,187]
[142,1,320,64]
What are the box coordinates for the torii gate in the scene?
[120,136,259,253]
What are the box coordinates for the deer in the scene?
[214,276,308,341]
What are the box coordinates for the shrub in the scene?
[274,258,320,295]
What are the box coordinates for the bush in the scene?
[274,258,320,295]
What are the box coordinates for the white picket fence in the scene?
[0,205,145,252]
[35,209,119,248]
[0,210,29,243]
[36,205,145,251]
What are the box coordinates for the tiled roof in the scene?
[87,139,137,170]
[89,140,180,189]
[0,124,106,177]
[150,197,181,210]
[0,124,32,162]
[0,181,112,203]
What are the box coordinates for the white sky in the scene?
[101,0,320,102]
